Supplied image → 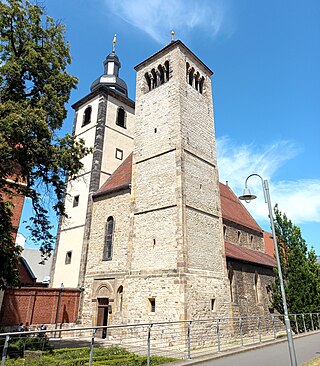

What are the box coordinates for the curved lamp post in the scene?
[239,174,297,366]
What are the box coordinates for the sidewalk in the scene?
[166,330,320,366]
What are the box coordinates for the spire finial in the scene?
[171,30,175,42]
[112,34,117,53]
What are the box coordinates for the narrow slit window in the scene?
[103,216,114,260]
[117,286,123,313]
[228,269,234,302]
[255,272,262,303]
[149,298,156,313]
[211,298,216,311]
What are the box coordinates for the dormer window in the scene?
[116,107,126,128]
[82,106,92,126]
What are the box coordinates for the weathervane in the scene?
[171,30,175,42]
[112,34,117,53]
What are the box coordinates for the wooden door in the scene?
[97,298,109,338]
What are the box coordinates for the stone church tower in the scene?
[127,40,230,321]
[50,43,135,288]
[78,40,231,328]
[51,38,276,329]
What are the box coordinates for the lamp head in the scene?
[239,187,257,202]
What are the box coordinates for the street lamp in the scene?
[239,174,297,366]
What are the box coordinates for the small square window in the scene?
[115,148,123,160]
[149,298,156,313]
[73,195,79,207]
[65,251,72,265]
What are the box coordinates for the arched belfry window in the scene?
[164,61,169,81]
[195,72,200,91]
[186,62,190,81]
[158,65,165,85]
[185,63,205,94]
[116,107,126,128]
[189,67,194,86]
[145,73,151,91]
[199,77,204,94]
[103,216,114,260]
[82,106,92,126]
[151,69,157,89]
[144,61,170,93]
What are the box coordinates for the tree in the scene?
[0,0,91,289]
[271,205,320,331]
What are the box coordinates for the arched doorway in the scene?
[95,284,112,338]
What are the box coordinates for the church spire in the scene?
[90,34,128,96]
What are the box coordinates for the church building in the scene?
[50,38,276,331]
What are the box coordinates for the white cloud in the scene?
[217,137,320,225]
[107,0,230,44]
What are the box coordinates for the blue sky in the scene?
[19,0,320,252]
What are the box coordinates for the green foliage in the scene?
[2,333,52,359]
[5,345,177,365]
[271,205,320,328]
[0,0,92,288]
[0,199,22,288]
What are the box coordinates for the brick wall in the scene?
[0,287,80,326]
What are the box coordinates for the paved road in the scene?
[198,333,320,366]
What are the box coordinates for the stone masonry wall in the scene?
[132,42,230,324]
[227,259,274,320]
[224,220,264,251]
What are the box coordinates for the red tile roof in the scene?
[96,156,274,267]
[225,242,276,267]
[219,183,262,233]
[96,159,262,234]
[95,153,132,197]
[263,231,275,257]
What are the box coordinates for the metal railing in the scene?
[1,312,319,366]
